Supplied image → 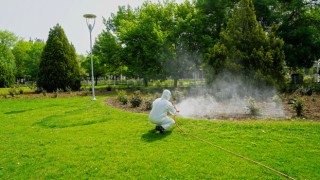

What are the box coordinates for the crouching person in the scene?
[149,89,178,134]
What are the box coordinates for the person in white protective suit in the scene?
[149,89,178,134]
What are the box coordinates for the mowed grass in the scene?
[0,96,319,179]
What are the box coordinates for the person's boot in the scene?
[159,126,165,134]
[156,126,165,134]
[155,126,161,131]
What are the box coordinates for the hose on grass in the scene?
[174,116,295,180]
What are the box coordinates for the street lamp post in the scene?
[84,14,96,101]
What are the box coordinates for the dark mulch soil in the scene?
[105,92,320,121]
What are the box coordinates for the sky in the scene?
[0,0,186,55]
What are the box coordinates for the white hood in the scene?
[161,89,171,101]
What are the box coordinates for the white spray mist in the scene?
[175,73,286,119]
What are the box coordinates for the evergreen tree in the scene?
[206,0,285,87]
[37,24,81,92]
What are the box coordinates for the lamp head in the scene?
[84,14,96,31]
[83,14,96,19]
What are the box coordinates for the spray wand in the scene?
[173,105,180,122]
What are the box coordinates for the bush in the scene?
[42,90,47,96]
[272,95,282,107]
[117,90,128,105]
[144,96,153,110]
[81,87,89,96]
[293,97,304,117]
[53,88,63,98]
[130,91,142,108]
[35,87,43,94]
[172,90,185,103]
[246,96,260,116]
[310,83,320,93]
[8,88,16,97]
[66,86,72,94]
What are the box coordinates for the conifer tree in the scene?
[206,0,285,87]
[37,24,81,92]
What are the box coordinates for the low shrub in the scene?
[53,88,63,98]
[130,91,142,108]
[66,86,72,94]
[144,96,153,110]
[172,90,185,103]
[117,90,128,105]
[272,95,282,107]
[42,90,47,96]
[293,97,304,117]
[81,87,89,96]
[8,88,16,97]
[246,96,260,116]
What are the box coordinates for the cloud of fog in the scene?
[175,73,286,119]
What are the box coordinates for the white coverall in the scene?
[149,90,177,130]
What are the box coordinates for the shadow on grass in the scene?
[35,112,109,128]
[4,109,34,114]
[141,129,172,142]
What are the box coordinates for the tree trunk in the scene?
[95,76,98,86]
[143,78,148,87]
[174,78,178,88]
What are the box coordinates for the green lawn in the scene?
[0,95,319,179]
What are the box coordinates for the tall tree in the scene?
[277,0,320,69]
[0,63,15,88]
[0,30,18,48]
[206,0,285,87]
[92,29,122,79]
[196,0,236,43]
[112,2,174,86]
[12,40,32,81]
[25,40,45,81]
[0,30,18,87]
[81,54,106,86]
[37,24,81,92]
[167,1,204,87]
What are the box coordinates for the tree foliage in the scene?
[26,40,45,81]
[12,40,32,80]
[167,1,205,87]
[0,63,15,88]
[277,0,320,68]
[37,24,81,92]
[103,1,209,87]
[92,29,123,77]
[81,54,106,86]
[12,39,45,81]
[91,0,320,87]
[0,30,17,87]
[0,30,18,49]
[206,0,285,87]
